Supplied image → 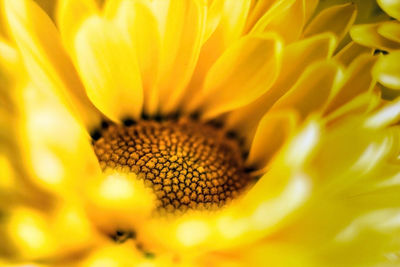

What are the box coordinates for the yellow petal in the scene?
[226,33,336,136]
[156,0,207,114]
[6,207,55,259]
[246,110,298,170]
[113,0,161,115]
[202,0,224,44]
[270,60,344,120]
[83,172,155,232]
[377,0,400,20]
[21,84,101,197]
[325,54,377,114]
[304,0,318,21]
[56,0,99,51]
[366,96,400,129]
[51,203,100,257]
[74,16,143,121]
[327,90,381,124]
[334,41,373,66]
[249,0,297,35]
[200,34,283,119]
[33,0,56,19]
[4,0,101,129]
[303,3,357,43]
[378,21,400,43]
[373,51,400,90]
[260,0,305,44]
[81,244,149,267]
[244,0,280,32]
[183,0,252,106]
[350,23,400,51]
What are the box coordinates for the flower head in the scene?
[0,0,400,266]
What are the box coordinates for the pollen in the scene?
[92,118,251,213]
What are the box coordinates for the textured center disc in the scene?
[93,118,250,213]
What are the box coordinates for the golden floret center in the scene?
[92,118,250,212]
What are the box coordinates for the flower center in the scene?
[92,118,251,213]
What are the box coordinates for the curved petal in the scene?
[303,3,357,43]
[270,60,344,120]
[377,0,400,21]
[33,0,56,18]
[83,172,155,231]
[334,41,373,66]
[366,97,400,129]
[20,84,101,197]
[246,110,298,170]
[113,0,161,115]
[200,34,283,119]
[325,54,377,114]
[249,0,296,35]
[56,0,99,51]
[226,33,336,136]
[74,16,143,121]
[260,0,305,44]
[373,51,400,90]
[4,0,102,129]
[155,0,207,114]
[378,21,400,43]
[183,0,252,107]
[304,0,318,22]
[244,0,280,32]
[350,23,400,51]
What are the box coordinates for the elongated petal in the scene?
[113,0,161,115]
[156,0,207,114]
[325,54,377,114]
[378,21,400,43]
[6,207,55,259]
[334,41,373,66]
[246,111,298,170]
[249,0,296,35]
[56,0,99,51]
[201,34,283,119]
[226,33,336,137]
[270,60,344,119]
[83,172,155,231]
[366,97,400,129]
[33,0,56,18]
[377,0,400,20]
[183,0,252,107]
[303,3,357,43]
[21,84,101,197]
[304,0,318,21]
[260,0,305,43]
[373,51,400,90]
[74,16,143,121]
[4,0,101,129]
[244,0,280,32]
[327,90,382,124]
[350,23,400,51]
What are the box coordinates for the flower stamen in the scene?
[93,118,251,212]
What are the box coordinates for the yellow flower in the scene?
[0,0,399,266]
[350,0,400,93]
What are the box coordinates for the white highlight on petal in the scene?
[99,173,135,201]
[285,121,320,167]
[177,220,210,247]
[366,100,400,129]
[351,138,389,174]
[336,209,400,242]
[252,173,311,230]
[31,149,64,186]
